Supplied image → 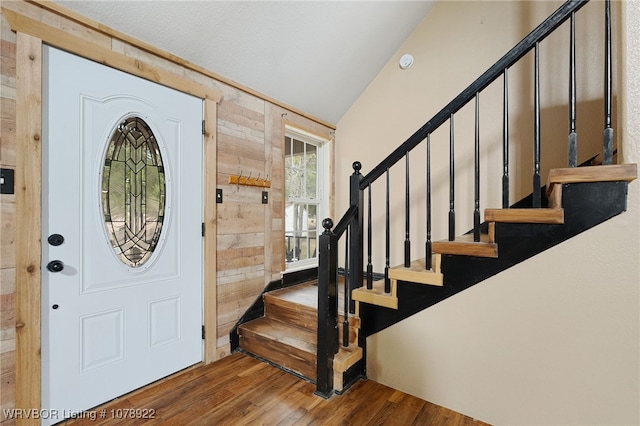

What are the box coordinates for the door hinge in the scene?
[202,325,205,340]
[202,120,206,135]
[202,222,205,237]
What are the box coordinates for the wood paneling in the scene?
[0,30,17,168]
[216,93,267,349]
[0,351,16,416]
[15,29,42,418]
[0,268,15,296]
[0,293,14,344]
[0,16,16,425]
[0,198,15,269]
[0,118,16,168]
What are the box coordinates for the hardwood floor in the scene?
[63,353,490,425]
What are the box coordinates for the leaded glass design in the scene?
[102,116,166,267]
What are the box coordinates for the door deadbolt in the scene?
[48,234,65,246]
[46,260,64,272]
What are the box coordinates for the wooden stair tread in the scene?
[239,317,316,354]
[238,317,318,380]
[546,164,637,196]
[266,282,319,309]
[388,256,443,286]
[266,282,352,314]
[264,285,317,332]
[352,279,398,310]
[432,233,498,258]
[484,208,564,224]
[265,283,360,330]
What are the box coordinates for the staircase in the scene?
[237,281,363,393]
[233,0,637,400]
[352,163,636,338]
[352,163,637,313]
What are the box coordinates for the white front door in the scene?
[42,46,203,423]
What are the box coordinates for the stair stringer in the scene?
[359,180,630,337]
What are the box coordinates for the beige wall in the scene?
[337,0,638,424]
[336,0,615,269]
[367,185,639,424]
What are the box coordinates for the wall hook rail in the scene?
[228,171,271,188]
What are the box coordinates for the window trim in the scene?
[284,126,330,272]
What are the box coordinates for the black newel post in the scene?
[315,218,338,399]
[348,161,363,314]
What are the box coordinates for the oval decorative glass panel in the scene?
[102,116,166,267]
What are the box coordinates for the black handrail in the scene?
[359,0,589,190]
[333,205,357,238]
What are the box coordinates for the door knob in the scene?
[46,260,64,272]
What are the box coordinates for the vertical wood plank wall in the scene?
[0,1,335,419]
[0,11,18,419]
[13,30,42,419]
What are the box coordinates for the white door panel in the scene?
[42,46,203,424]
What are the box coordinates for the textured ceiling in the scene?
[52,1,435,125]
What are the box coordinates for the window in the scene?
[102,116,166,268]
[284,128,328,270]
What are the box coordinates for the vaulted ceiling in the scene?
[52,1,436,125]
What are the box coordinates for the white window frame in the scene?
[284,126,330,272]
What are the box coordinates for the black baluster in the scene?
[533,42,541,208]
[405,152,411,267]
[449,114,456,241]
[603,0,613,165]
[474,93,481,242]
[503,69,510,208]
[366,184,373,290]
[426,134,432,271]
[568,11,577,168]
[343,232,349,348]
[385,169,391,294]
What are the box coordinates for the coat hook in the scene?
[248,171,258,186]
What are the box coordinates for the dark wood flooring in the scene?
[63,353,490,425]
